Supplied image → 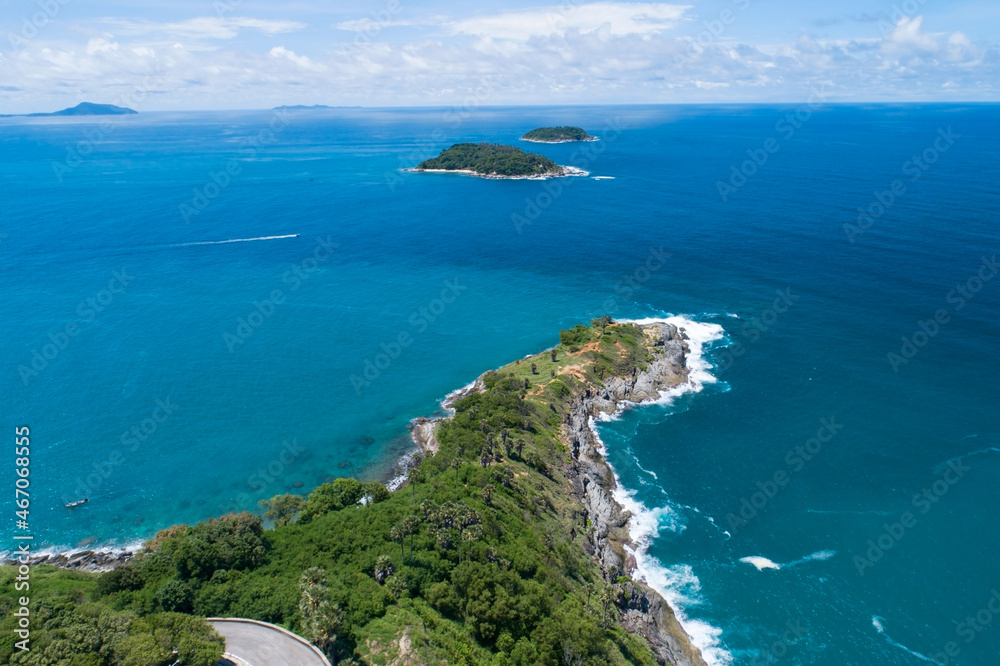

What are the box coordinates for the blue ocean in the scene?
[2,104,998,665]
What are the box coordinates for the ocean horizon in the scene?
[3,103,999,664]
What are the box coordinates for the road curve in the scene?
[208,618,331,666]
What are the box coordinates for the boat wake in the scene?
[739,550,836,572]
[872,616,939,663]
[170,234,299,247]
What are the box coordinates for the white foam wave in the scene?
[587,315,732,664]
[172,234,299,247]
[872,616,939,663]
[617,316,725,408]
[739,550,836,571]
[740,556,781,571]
[591,420,729,662]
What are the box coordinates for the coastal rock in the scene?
[6,548,134,573]
[563,322,709,666]
[409,320,708,666]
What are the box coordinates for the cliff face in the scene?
[562,322,709,666]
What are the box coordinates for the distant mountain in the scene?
[1,103,138,118]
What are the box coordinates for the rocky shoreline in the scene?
[410,321,709,666]
[404,165,589,179]
[4,547,135,573]
[520,136,599,143]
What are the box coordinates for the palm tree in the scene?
[408,464,423,504]
[389,522,406,561]
[403,515,420,562]
[298,567,343,659]
[391,515,421,563]
[374,555,394,584]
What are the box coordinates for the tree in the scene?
[155,580,193,613]
[259,493,305,527]
[374,555,394,584]
[302,477,364,519]
[408,457,424,503]
[590,315,613,330]
[362,481,390,506]
[299,567,343,657]
[390,515,420,563]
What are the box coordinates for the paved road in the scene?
[209,618,331,666]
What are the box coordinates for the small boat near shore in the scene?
[65,498,89,508]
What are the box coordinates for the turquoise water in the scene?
[2,104,998,664]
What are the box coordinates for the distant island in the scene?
[272,105,362,111]
[521,126,597,143]
[413,142,586,179]
[0,102,137,118]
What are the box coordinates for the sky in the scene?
[0,0,998,112]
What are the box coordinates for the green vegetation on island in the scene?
[521,126,595,142]
[416,142,561,177]
[2,319,680,666]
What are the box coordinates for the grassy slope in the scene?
[2,322,666,666]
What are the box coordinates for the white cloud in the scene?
[269,46,325,72]
[0,6,996,111]
[104,17,305,41]
[449,2,690,40]
[86,38,119,56]
[334,18,413,32]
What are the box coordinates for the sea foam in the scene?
[739,550,836,571]
[591,315,732,665]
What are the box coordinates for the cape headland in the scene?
[521,126,598,143]
[411,142,587,179]
[2,318,709,666]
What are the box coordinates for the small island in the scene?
[0,102,137,118]
[413,142,586,179]
[521,126,597,143]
